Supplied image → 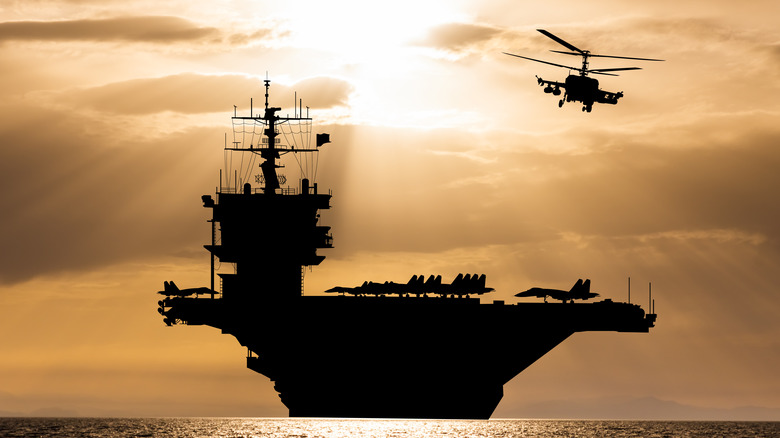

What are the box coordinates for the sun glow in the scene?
[219,0,475,128]
[286,1,466,64]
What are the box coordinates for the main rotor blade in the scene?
[549,50,584,57]
[589,67,642,72]
[586,53,664,62]
[503,52,581,72]
[588,71,619,77]
[537,29,583,54]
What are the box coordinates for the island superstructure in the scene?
[156,79,657,419]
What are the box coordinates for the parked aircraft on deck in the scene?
[157,280,214,297]
[515,278,599,303]
[325,274,494,297]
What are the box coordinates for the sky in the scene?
[1,0,779,420]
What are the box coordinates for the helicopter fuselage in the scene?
[538,74,624,112]
[564,74,599,106]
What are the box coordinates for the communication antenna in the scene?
[648,282,652,313]
[265,74,270,109]
[627,277,631,304]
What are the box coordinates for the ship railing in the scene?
[217,187,299,195]
[216,187,332,197]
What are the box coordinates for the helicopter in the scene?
[504,29,663,112]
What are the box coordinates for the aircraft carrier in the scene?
[156,79,657,419]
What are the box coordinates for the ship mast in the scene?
[226,78,326,195]
[260,78,281,194]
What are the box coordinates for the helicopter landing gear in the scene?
[558,99,564,108]
[582,105,592,112]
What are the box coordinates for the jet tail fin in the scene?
[452,273,464,285]
[157,281,170,295]
[569,278,584,294]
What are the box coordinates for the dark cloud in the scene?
[0,74,352,283]
[0,101,216,284]
[4,99,771,285]
[56,74,353,114]
[0,16,222,43]
[539,132,780,246]
[764,42,780,69]
[414,22,504,52]
[0,16,277,46]
[315,114,780,261]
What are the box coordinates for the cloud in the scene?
[53,74,354,115]
[0,16,278,47]
[762,42,780,71]
[410,16,739,62]
[0,73,352,284]
[413,22,504,52]
[0,101,217,284]
[0,16,222,43]
[227,28,275,46]
[314,113,780,264]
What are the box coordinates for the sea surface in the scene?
[0,418,778,438]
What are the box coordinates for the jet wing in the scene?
[157,281,197,296]
[515,287,566,298]
[515,287,548,298]
[325,286,352,293]
[516,279,583,302]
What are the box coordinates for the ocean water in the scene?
[0,418,777,438]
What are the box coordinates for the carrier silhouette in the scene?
[156,79,657,419]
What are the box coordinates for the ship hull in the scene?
[165,294,653,419]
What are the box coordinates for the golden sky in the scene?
[1,0,779,418]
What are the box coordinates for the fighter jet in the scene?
[325,280,368,295]
[157,280,214,297]
[325,274,494,297]
[326,280,389,296]
[326,275,430,296]
[436,273,494,297]
[515,278,599,303]
[401,274,444,297]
